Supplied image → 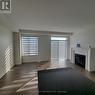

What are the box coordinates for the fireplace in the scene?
[71,47,95,71]
[75,54,86,68]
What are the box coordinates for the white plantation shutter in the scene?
[21,36,38,56]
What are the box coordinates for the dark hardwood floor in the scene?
[0,61,95,95]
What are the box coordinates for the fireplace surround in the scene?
[71,47,95,72]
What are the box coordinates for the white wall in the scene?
[71,26,95,49]
[22,35,51,63]
[0,24,14,78]
[70,26,95,60]
[70,26,95,71]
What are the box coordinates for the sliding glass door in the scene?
[51,37,68,62]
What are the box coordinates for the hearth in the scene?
[75,54,86,68]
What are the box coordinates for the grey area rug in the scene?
[38,68,95,95]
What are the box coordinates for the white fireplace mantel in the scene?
[71,47,95,72]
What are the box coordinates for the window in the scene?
[51,37,67,41]
[51,37,68,61]
[21,36,38,56]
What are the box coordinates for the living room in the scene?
[0,0,95,95]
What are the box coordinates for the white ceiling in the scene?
[1,0,95,32]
